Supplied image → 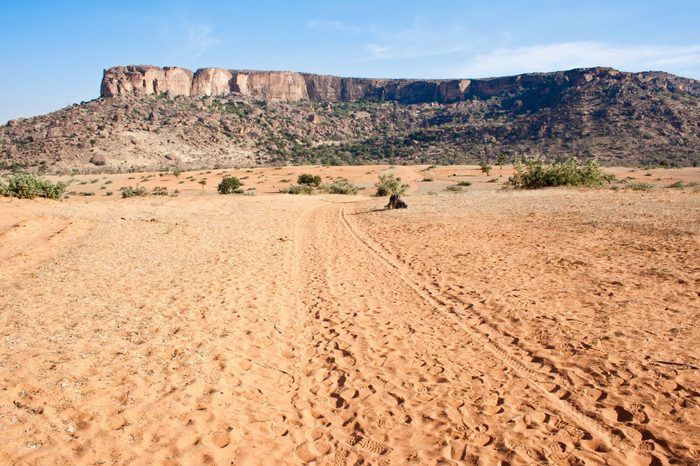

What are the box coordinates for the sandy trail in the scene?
[1,168,698,465]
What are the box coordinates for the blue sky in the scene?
[2,1,699,123]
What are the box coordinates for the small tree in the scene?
[297,173,322,187]
[480,160,492,176]
[375,174,408,196]
[496,155,507,171]
[173,168,183,180]
[217,176,243,194]
[198,179,207,190]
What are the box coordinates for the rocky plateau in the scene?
[1,65,699,172]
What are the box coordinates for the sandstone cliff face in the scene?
[101,66,193,97]
[104,65,681,106]
[101,65,700,107]
[100,66,610,103]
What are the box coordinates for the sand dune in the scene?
[1,166,698,465]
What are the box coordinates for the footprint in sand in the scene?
[209,431,230,448]
[470,432,492,447]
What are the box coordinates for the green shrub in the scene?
[120,185,148,198]
[445,185,463,192]
[479,161,492,176]
[152,186,168,196]
[421,177,434,182]
[375,174,408,196]
[508,157,614,189]
[320,179,360,195]
[456,181,472,186]
[627,182,654,191]
[279,184,314,195]
[217,176,243,194]
[667,181,685,189]
[297,173,322,187]
[0,173,66,200]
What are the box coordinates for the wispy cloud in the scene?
[361,18,480,62]
[306,20,363,34]
[448,41,700,78]
[182,20,222,58]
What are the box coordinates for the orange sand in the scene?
[1,165,698,465]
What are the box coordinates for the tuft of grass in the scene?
[666,181,685,189]
[508,157,614,189]
[626,182,654,191]
[320,179,360,195]
[120,185,148,198]
[152,186,168,196]
[279,184,314,195]
[421,177,434,182]
[445,185,463,192]
[0,173,66,200]
[456,181,472,186]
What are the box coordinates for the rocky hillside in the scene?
[1,66,699,172]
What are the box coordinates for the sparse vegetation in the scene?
[279,184,314,195]
[421,177,433,182]
[508,157,614,189]
[120,185,148,198]
[217,176,244,194]
[627,182,654,191]
[667,181,685,189]
[445,185,463,192]
[320,179,360,195]
[0,173,66,200]
[375,174,408,196]
[456,181,472,187]
[479,161,492,176]
[152,186,168,196]
[297,173,322,187]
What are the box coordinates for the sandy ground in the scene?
[0,165,699,465]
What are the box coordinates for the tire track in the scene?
[339,205,636,456]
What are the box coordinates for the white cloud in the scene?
[183,21,222,58]
[361,19,480,61]
[306,20,363,34]
[449,41,700,78]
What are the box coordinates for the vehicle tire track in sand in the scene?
[339,204,638,459]
[288,201,624,464]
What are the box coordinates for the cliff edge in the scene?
[102,65,696,104]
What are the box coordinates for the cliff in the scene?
[104,65,696,104]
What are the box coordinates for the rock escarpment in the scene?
[104,65,640,104]
[102,65,700,107]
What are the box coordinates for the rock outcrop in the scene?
[106,65,657,104]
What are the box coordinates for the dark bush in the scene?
[297,173,322,187]
[217,176,243,194]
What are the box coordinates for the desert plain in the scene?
[0,164,698,465]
